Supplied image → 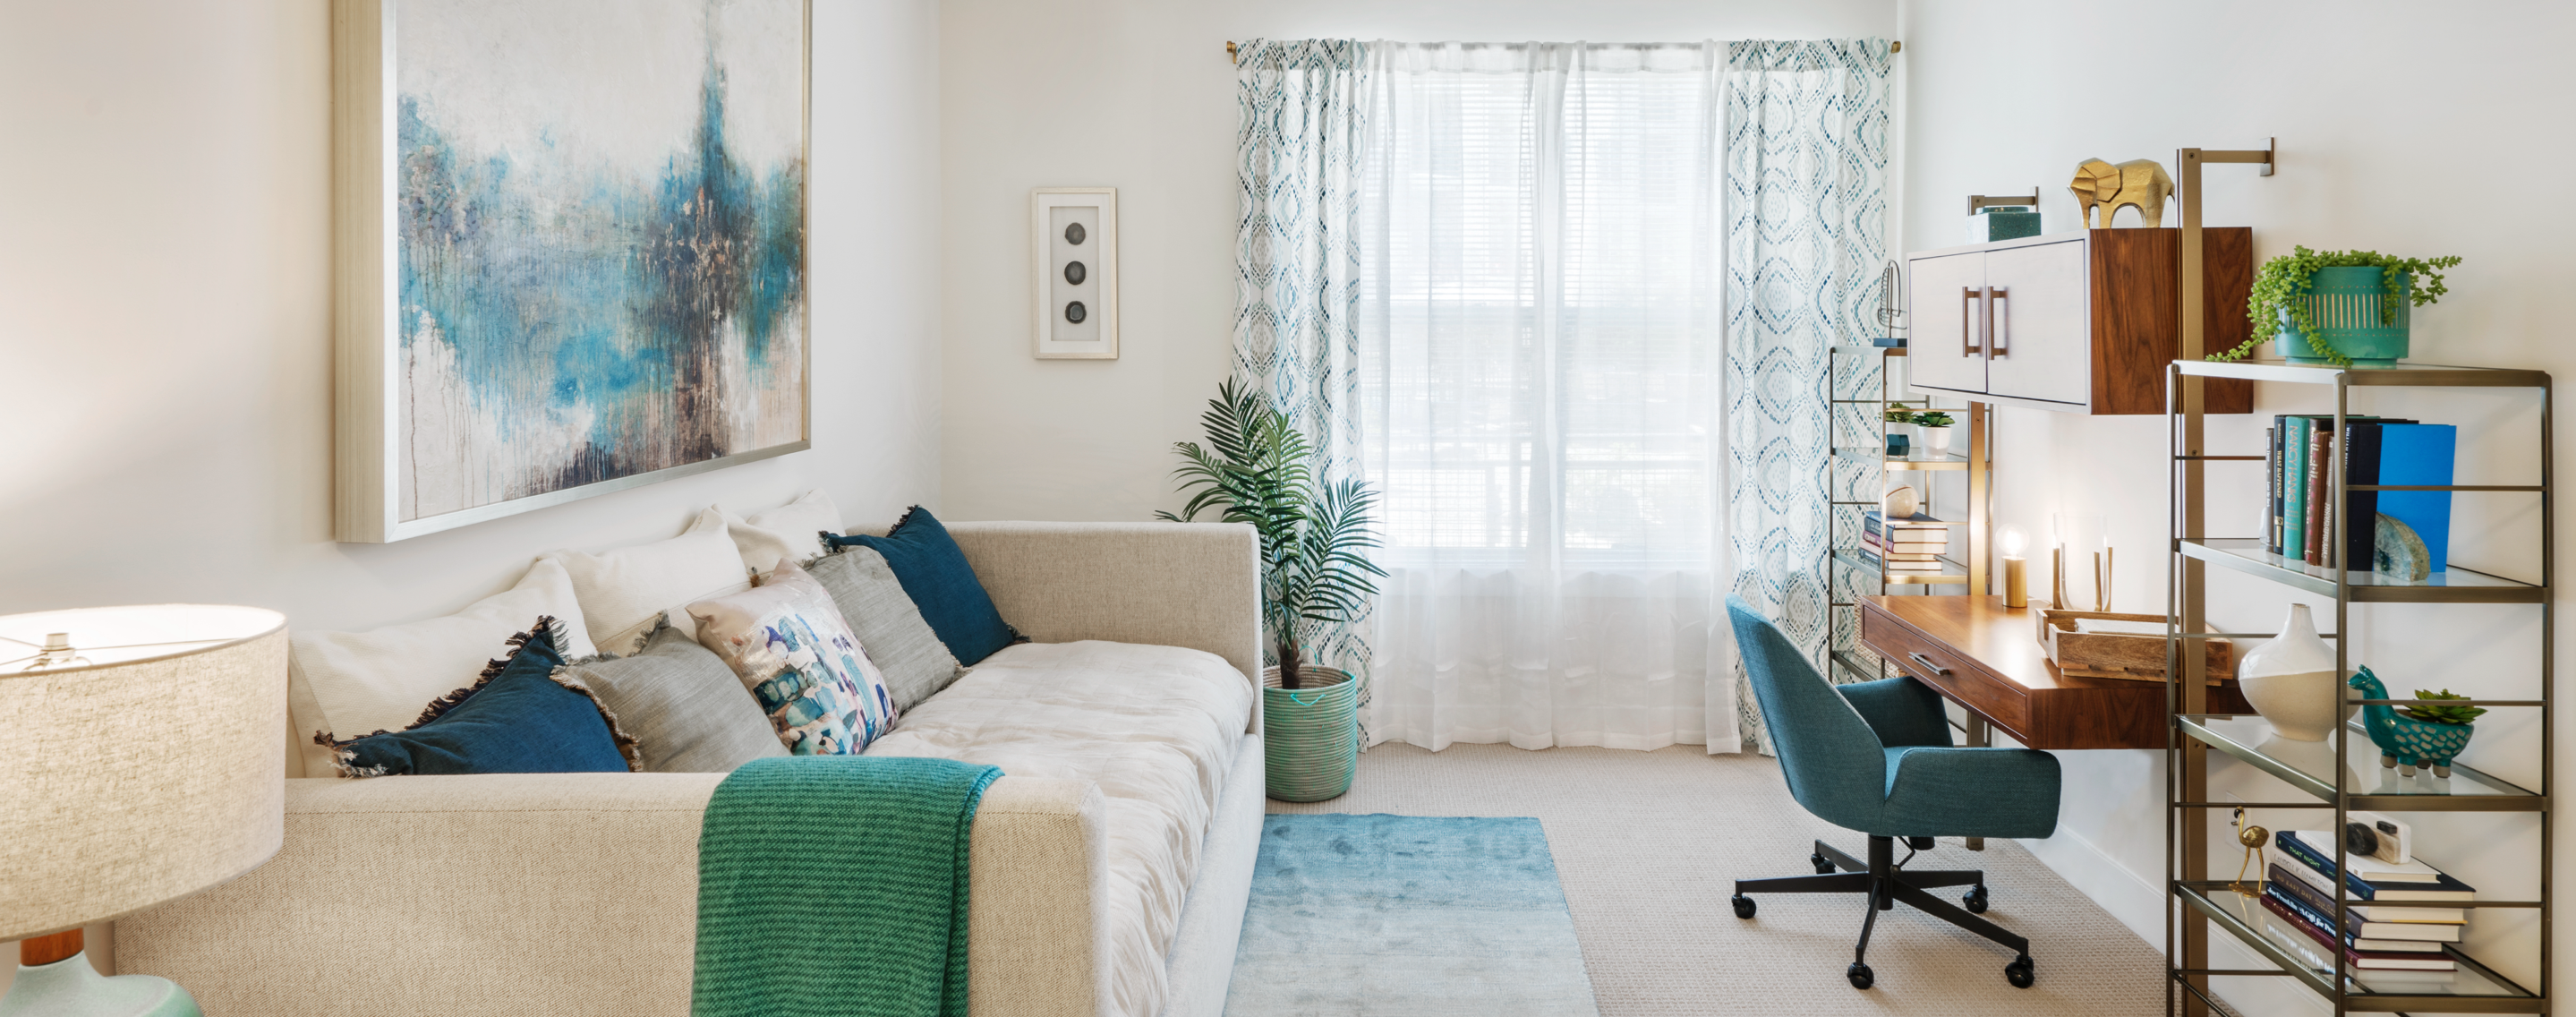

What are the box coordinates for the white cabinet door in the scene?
[1906,252,1986,396]
[1981,239,2091,407]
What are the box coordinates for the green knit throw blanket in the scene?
[692,756,1002,1017]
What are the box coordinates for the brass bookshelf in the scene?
[1823,342,1989,687]
[2162,358,2554,1015]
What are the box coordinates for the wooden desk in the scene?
[1857,594,2250,750]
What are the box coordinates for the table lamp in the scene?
[0,605,287,1017]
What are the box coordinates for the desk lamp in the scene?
[0,605,287,1017]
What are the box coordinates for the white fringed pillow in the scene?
[551,508,754,654]
[718,489,843,577]
[287,558,600,778]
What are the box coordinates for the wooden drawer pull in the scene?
[1906,652,1953,678]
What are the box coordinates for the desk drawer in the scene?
[1859,603,2031,737]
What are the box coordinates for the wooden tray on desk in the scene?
[2034,609,2234,684]
[1858,594,2250,751]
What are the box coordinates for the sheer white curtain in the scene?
[1356,43,1735,752]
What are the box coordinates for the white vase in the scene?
[2237,603,2356,741]
[1921,425,1954,454]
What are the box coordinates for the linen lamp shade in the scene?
[0,605,289,943]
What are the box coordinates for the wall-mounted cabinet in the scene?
[1905,228,2255,414]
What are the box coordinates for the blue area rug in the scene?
[1224,814,1599,1016]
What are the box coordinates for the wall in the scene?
[938,0,1898,522]
[0,0,942,636]
[1900,0,2576,1009]
[0,0,936,978]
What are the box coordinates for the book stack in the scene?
[1862,511,1949,574]
[2257,829,2474,976]
[2267,415,2455,573]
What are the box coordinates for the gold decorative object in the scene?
[2068,158,2174,228]
[2229,808,2271,897]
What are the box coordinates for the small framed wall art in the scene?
[1031,187,1118,359]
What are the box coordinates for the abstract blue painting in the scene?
[390,0,806,523]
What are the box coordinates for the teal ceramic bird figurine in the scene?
[2350,666,2478,778]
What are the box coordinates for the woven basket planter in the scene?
[2273,267,2412,367]
[1262,666,1359,802]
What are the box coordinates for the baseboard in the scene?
[2012,832,2330,1016]
[2012,827,2163,947]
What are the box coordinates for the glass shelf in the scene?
[2179,714,2542,811]
[2180,539,2546,603]
[1830,548,1966,586]
[2177,885,2540,1011]
[1830,448,1971,471]
[2177,359,2551,389]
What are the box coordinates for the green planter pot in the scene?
[1263,666,1359,802]
[2273,267,2411,367]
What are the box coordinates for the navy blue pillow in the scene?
[823,507,1021,665]
[316,617,641,778]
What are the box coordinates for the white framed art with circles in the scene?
[1031,187,1117,359]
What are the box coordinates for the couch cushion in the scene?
[553,508,752,655]
[559,623,789,773]
[719,489,843,576]
[864,640,1253,1017]
[826,507,1019,665]
[808,546,966,713]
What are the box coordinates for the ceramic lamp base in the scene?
[0,953,199,1017]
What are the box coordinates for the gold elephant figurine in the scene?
[2069,158,2173,228]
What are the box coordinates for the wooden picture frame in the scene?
[1031,187,1118,360]
[332,0,812,543]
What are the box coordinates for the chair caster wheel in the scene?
[1963,885,1989,913]
[1847,962,1874,989]
[2005,955,2034,988]
[1731,894,1756,919]
[1812,852,1835,874]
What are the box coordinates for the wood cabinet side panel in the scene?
[2087,229,2179,415]
[2200,227,2256,414]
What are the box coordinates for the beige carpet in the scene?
[1266,742,2169,1016]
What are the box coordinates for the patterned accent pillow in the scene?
[313,616,643,778]
[687,559,898,755]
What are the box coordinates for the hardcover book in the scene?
[2277,831,2477,902]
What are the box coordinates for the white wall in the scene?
[0,0,940,984]
[938,0,1898,521]
[0,0,943,637]
[1901,0,2576,1009]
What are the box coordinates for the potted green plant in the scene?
[1159,380,1386,802]
[1881,404,1915,456]
[1912,409,1956,454]
[2208,247,2462,367]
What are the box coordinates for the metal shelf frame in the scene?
[1821,342,1991,688]
[2163,357,2555,1015]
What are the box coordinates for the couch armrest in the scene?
[115,773,1111,1017]
[944,521,1261,682]
[967,777,1112,1017]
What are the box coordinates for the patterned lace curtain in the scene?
[1233,40,1378,704]
[1722,39,1893,752]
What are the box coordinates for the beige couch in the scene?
[114,522,1266,1017]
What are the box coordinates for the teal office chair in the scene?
[1724,595,2061,990]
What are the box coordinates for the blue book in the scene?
[2376,424,2455,574]
[2276,830,2477,902]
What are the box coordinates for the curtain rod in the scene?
[1224,39,1900,62]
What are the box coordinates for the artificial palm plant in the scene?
[1157,379,1386,689]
